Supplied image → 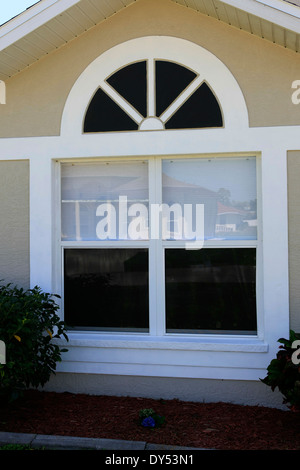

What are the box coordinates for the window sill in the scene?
[59,331,268,353]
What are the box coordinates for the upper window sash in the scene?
[61,156,257,243]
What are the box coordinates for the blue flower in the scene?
[141,416,156,427]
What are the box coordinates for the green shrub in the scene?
[260,330,300,410]
[0,283,68,401]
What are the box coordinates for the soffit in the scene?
[0,0,136,81]
[172,0,300,52]
[0,0,299,81]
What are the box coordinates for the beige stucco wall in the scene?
[288,151,300,333]
[0,160,29,289]
[0,0,300,330]
[0,0,299,137]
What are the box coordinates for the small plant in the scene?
[0,282,68,401]
[0,444,34,450]
[139,408,165,428]
[260,330,300,411]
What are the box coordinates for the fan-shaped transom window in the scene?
[83,60,223,133]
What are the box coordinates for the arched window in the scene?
[84,60,223,133]
[61,37,248,137]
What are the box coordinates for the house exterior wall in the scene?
[288,150,300,333]
[44,373,286,408]
[0,0,299,139]
[0,160,29,289]
[1,0,299,328]
[0,0,300,407]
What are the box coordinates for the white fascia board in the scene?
[220,0,300,33]
[0,0,81,51]
[256,0,300,17]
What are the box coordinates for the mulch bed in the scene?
[0,390,299,450]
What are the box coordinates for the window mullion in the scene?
[148,157,165,336]
[148,157,157,335]
[147,59,155,117]
[101,81,144,125]
[160,75,204,124]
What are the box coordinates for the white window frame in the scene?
[23,36,290,381]
[58,154,261,338]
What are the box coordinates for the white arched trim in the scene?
[61,36,249,137]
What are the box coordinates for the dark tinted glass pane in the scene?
[84,88,138,133]
[156,60,197,117]
[64,249,149,331]
[107,61,147,117]
[165,82,223,129]
[165,248,256,334]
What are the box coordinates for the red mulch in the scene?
[0,389,299,450]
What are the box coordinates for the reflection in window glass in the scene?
[60,156,258,336]
[61,162,149,241]
[64,249,149,331]
[165,248,257,334]
[162,157,257,240]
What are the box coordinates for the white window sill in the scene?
[57,331,268,353]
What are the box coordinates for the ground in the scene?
[0,390,299,450]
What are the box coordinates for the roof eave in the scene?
[0,0,299,81]
[221,0,300,34]
[0,0,81,51]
